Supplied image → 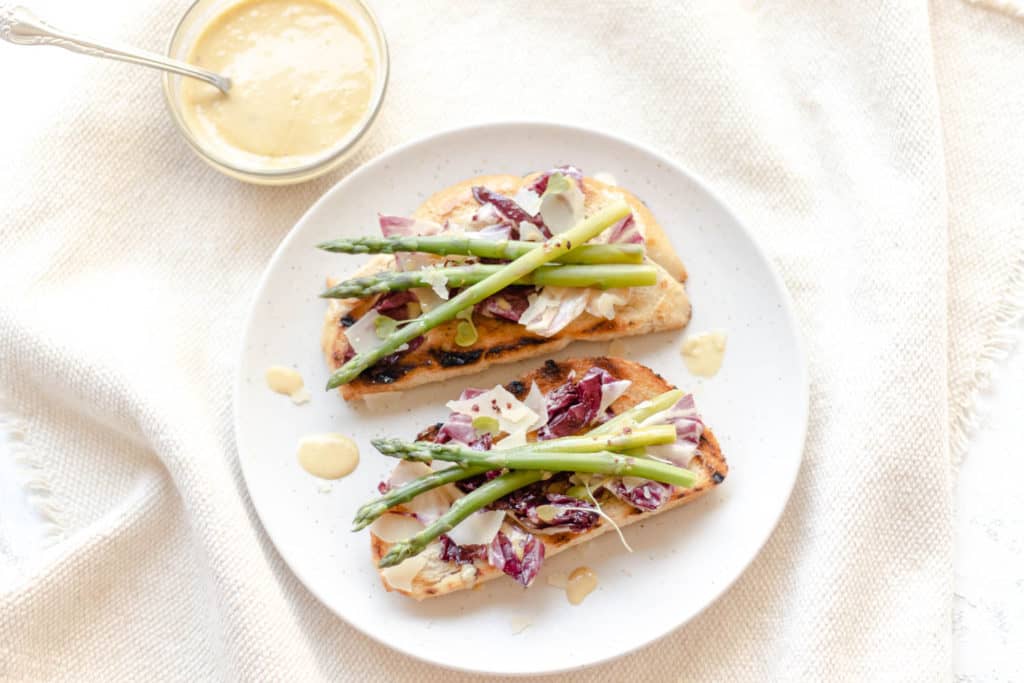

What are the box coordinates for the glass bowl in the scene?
[162,0,388,185]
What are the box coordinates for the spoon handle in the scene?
[0,5,231,93]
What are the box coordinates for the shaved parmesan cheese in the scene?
[396,250,442,274]
[370,513,425,542]
[512,187,542,215]
[620,476,650,491]
[387,462,458,522]
[446,385,538,434]
[412,284,446,313]
[420,268,450,300]
[518,287,589,337]
[345,311,388,355]
[494,428,528,450]
[381,554,428,592]
[430,459,457,472]
[598,378,632,414]
[470,202,502,227]
[645,442,698,464]
[388,460,433,487]
[447,510,506,547]
[539,173,585,234]
[523,381,549,430]
[518,222,547,242]
[405,486,454,523]
[586,289,629,320]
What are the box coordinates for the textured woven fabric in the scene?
[1,0,1021,680]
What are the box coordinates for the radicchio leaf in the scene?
[605,478,673,512]
[641,393,704,466]
[487,530,545,586]
[435,413,492,449]
[471,186,537,226]
[454,468,502,493]
[529,165,584,194]
[490,480,598,534]
[471,186,550,238]
[377,334,424,366]
[378,215,442,238]
[537,367,612,439]
[475,286,534,322]
[373,290,417,320]
[605,213,644,244]
[439,534,487,565]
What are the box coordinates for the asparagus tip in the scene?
[377,543,411,568]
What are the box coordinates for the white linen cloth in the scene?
[1,0,1022,679]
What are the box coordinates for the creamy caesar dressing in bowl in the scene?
[163,0,387,184]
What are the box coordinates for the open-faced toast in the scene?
[322,172,692,400]
[367,357,727,600]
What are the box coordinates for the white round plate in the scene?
[234,122,807,676]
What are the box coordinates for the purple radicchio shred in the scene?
[487,530,545,586]
[439,534,488,565]
[490,480,599,533]
[471,186,537,226]
[342,298,420,365]
[377,334,424,366]
[434,413,493,451]
[475,286,534,322]
[605,213,644,244]
[373,290,418,320]
[378,214,416,237]
[537,367,608,440]
[527,165,585,194]
[605,478,673,512]
[471,186,550,238]
[455,468,502,493]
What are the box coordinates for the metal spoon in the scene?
[0,4,231,93]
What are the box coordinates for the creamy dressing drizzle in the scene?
[681,330,727,378]
[182,0,375,167]
[565,566,598,605]
[265,366,310,404]
[296,433,359,479]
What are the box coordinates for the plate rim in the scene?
[232,120,809,676]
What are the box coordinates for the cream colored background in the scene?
[2,0,1023,680]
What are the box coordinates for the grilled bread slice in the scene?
[369,357,727,600]
[322,174,692,400]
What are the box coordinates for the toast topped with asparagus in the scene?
[354,357,727,600]
[319,167,692,399]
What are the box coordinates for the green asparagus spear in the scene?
[377,470,544,568]
[317,235,644,265]
[592,389,684,436]
[351,389,686,531]
[326,201,632,389]
[371,438,697,488]
[351,464,492,531]
[371,424,677,463]
[321,263,658,299]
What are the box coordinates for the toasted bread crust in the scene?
[369,357,727,600]
[321,174,692,400]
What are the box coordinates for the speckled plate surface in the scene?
[234,122,808,676]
